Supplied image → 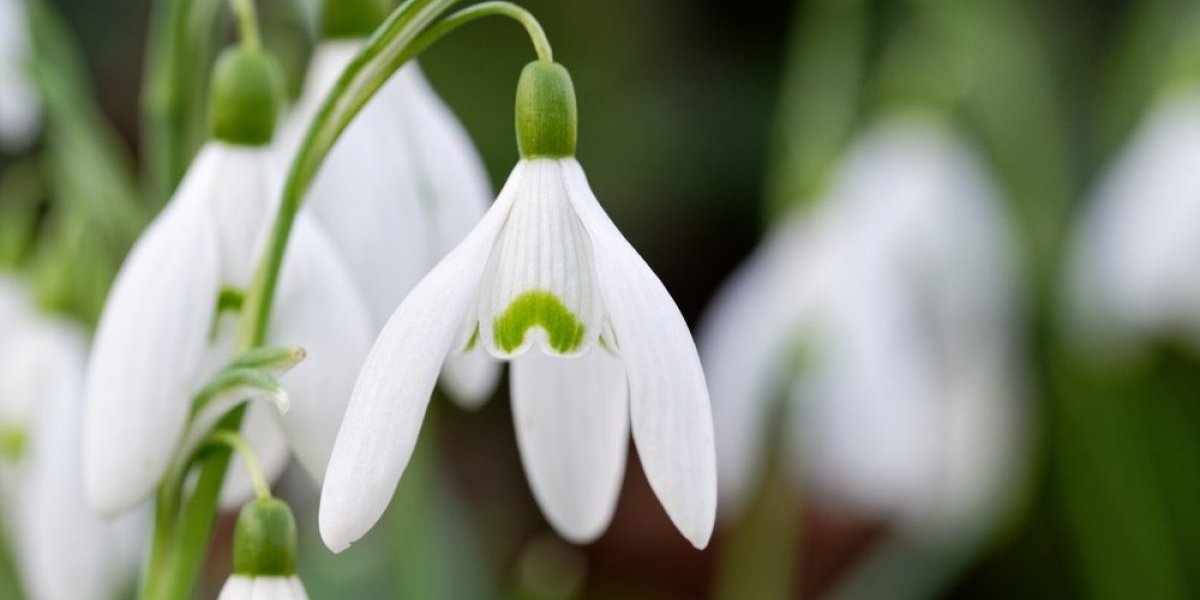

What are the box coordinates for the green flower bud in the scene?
[515,61,577,159]
[209,49,283,146]
[322,0,389,39]
[233,497,298,576]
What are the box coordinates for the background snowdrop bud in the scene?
[515,61,577,158]
[218,497,309,600]
[209,48,283,146]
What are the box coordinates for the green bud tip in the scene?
[515,61,577,159]
[209,48,283,146]
[233,497,298,576]
[322,0,389,39]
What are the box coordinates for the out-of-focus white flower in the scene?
[280,41,499,406]
[0,276,143,600]
[82,141,372,515]
[1066,91,1200,354]
[0,0,40,149]
[321,62,715,552]
[701,116,1025,545]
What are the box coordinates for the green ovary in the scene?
[493,291,587,354]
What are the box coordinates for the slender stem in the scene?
[206,430,272,500]
[420,2,553,62]
[229,0,261,53]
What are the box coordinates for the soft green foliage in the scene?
[233,498,299,576]
[0,428,27,465]
[515,61,577,158]
[493,290,586,354]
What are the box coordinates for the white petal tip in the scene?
[272,390,291,415]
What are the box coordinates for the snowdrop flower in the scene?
[217,498,309,600]
[0,277,142,600]
[83,48,372,515]
[1066,90,1200,354]
[321,61,716,551]
[0,0,40,149]
[279,0,498,405]
[701,117,1025,544]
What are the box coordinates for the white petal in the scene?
[475,159,604,358]
[13,320,138,600]
[319,165,523,552]
[0,0,39,149]
[511,348,629,542]
[391,63,492,257]
[284,42,434,329]
[697,216,818,516]
[270,215,373,484]
[562,159,716,548]
[439,350,501,410]
[288,577,310,600]
[219,403,292,509]
[217,575,254,600]
[83,193,220,515]
[251,576,297,600]
[199,143,279,286]
[1065,92,1200,349]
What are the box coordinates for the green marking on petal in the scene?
[0,426,26,464]
[464,323,481,352]
[493,290,586,354]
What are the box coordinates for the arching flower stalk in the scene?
[320,60,717,551]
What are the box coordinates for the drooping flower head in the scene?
[320,60,717,551]
[0,276,143,600]
[701,117,1025,541]
[83,44,372,515]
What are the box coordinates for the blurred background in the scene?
[4,0,1200,598]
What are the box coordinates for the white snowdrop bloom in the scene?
[320,62,716,551]
[0,282,143,600]
[280,36,499,406]
[0,0,40,149]
[83,49,372,515]
[1066,90,1200,354]
[700,116,1025,542]
[218,498,309,600]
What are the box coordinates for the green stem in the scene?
[206,430,273,501]
[420,2,553,62]
[229,0,261,53]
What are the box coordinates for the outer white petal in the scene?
[288,576,310,600]
[562,159,716,548]
[83,191,220,515]
[283,42,433,329]
[476,159,604,358]
[251,576,300,600]
[439,350,501,410]
[319,165,524,552]
[1065,91,1200,350]
[200,143,279,286]
[217,575,254,600]
[219,403,292,509]
[14,320,139,600]
[511,348,629,542]
[391,63,492,257]
[697,216,820,515]
[270,215,373,483]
